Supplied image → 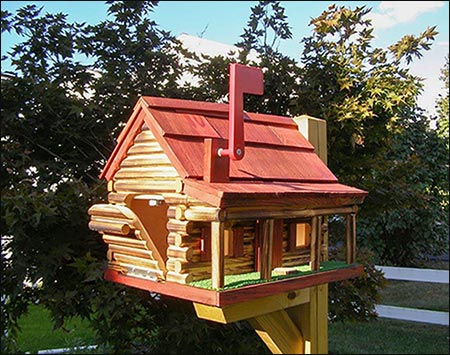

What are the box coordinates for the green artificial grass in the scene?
[189,260,350,290]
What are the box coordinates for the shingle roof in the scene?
[100,96,367,208]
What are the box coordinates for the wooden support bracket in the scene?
[193,284,328,354]
[249,309,304,354]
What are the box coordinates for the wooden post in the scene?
[287,284,328,354]
[260,219,274,280]
[346,213,357,264]
[211,221,225,289]
[309,216,320,271]
[294,115,329,354]
[194,116,331,354]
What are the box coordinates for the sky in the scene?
[1,1,449,116]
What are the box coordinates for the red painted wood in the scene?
[232,226,244,257]
[142,96,229,114]
[99,96,367,209]
[217,264,363,306]
[100,105,145,180]
[163,137,204,178]
[183,179,368,208]
[289,222,297,252]
[230,146,337,182]
[203,138,230,183]
[220,64,264,161]
[200,226,212,262]
[161,137,336,182]
[272,219,284,267]
[151,109,221,138]
[205,116,314,149]
[103,264,362,307]
[104,268,218,305]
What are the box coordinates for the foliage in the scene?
[294,4,448,265]
[1,1,449,354]
[1,2,185,353]
[328,247,387,322]
[237,1,292,56]
[436,55,449,148]
[357,112,449,265]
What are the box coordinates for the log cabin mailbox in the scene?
[88,64,367,354]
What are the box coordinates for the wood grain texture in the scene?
[193,287,309,324]
[249,310,304,354]
[103,264,362,307]
[211,221,225,289]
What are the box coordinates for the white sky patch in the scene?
[370,1,445,30]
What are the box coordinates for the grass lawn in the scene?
[16,303,449,354]
[380,280,449,312]
[16,304,97,354]
[329,318,449,354]
[15,260,449,354]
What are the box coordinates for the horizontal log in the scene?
[167,206,177,219]
[172,258,255,274]
[166,245,195,262]
[107,180,115,192]
[281,255,310,267]
[161,193,206,206]
[108,261,126,273]
[127,142,164,155]
[90,215,134,227]
[88,204,134,220]
[166,271,193,284]
[226,265,255,274]
[282,250,309,259]
[224,205,358,221]
[167,232,200,248]
[175,179,184,194]
[115,166,179,179]
[120,154,172,167]
[120,262,165,281]
[166,219,195,234]
[113,252,160,269]
[114,179,178,193]
[134,130,156,143]
[108,244,154,259]
[102,234,148,249]
[107,192,137,205]
[89,219,132,235]
[184,206,222,222]
[175,205,188,220]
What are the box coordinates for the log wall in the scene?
[112,125,180,194]
[92,123,324,286]
[88,204,165,281]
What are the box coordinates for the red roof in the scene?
[100,96,367,208]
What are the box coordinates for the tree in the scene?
[0,2,270,354]
[191,1,385,322]
[294,4,448,265]
[184,1,300,116]
[436,55,449,148]
[1,2,188,353]
[2,1,447,353]
[236,0,300,116]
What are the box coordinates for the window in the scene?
[289,221,311,251]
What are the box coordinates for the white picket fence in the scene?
[375,265,449,326]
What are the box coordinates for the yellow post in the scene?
[194,115,330,354]
[294,115,329,354]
